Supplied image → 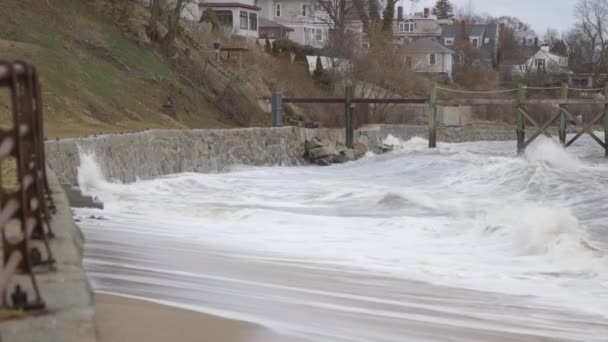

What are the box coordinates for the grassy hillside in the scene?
[0,0,230,138]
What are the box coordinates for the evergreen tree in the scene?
[432,0,453,19]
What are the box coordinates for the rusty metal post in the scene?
[429,82,437,148]
[517,83,526,155]
[271,92,283,127]
[605,83,608,157]
[345,85,354,149]
[559,83,568,146]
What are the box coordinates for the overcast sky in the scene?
[407,0,577,35]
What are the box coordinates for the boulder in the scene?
[353,143,368,159]
[309,144,338,160]
[341,149,355,161]
[379,144,394,153]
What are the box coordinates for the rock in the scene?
[341,149,355,161]
[332,154,349,164]
[336,143,348,154]
[379,144,394,153]
[306,137,324,150]
[315,157,333,166]
[353,143,368,159]
[308,144,337,160]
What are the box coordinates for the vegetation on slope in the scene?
[0,0,230,138]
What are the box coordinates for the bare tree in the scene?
[315,0,353,38]
[574,0,608,77]
[148,0,162,42]
[161,0,188,55]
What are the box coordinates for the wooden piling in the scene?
[560,83,568,146]
[345,85,354,149]
[605,84,608,157]
[516,83,526,155]
[429,82,437,148]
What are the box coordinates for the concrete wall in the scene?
[438,106,473,126]
[45,125,517,186]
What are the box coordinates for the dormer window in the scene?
[399,20,415,33]
[471,38,479,47]
[444,38,454,45]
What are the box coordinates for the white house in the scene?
[403,39,454,75]
[200,0,260,38]
[506,45,571,76]
[257,0,330,47]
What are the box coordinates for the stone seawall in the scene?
[45,124,517,186]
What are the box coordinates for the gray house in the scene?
[440,22,500,68]
[403,39,454,75]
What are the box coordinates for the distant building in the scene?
[199,0,261,38]
[257,0,329,47]
[503,45,570,75]
[393,6,442,44]
[402,39,454,76]
[258,17,294,39]
[440,21,500,69]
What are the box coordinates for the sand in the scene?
[94,294,268,342]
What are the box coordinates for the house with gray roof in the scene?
[440,22,500,69]
[402,39,455,76]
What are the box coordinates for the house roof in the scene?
[200,2,261,11]
[440,23,498,47]
[406,39,454,53]
[258,17,294,31]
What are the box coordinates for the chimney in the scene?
[398,6,403,21]
[460,20,467,46]
[424,8,430,18]
[499,23,506,63]
[534,37,538,47]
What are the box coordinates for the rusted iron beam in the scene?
[0,61,56,311]
[0,251,23,295]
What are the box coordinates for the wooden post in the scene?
[605,83,608,157]
[429,82,437,148]
[517,83,526,155]
[271,92,282,127]
[559,83,568,146]
[345,85,354,149]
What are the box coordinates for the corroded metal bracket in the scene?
[0,61,56,311]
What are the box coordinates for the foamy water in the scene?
[75,135,608,341]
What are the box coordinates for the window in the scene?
[301,4,308,16]
[275,3,281,16]
[249,13,257,31]
[472,38,478,47]
[484,37,490,44]
[216,11,233,28]
[444,38,454,46]
[240,11,248,30]
[535,58,545,68]
[429,53,436,65]
[399,21,415,33]
[316,28,323,41]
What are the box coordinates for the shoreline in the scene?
[95,293,282,342]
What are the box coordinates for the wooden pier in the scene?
[271,82,608,156]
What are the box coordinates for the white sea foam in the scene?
[74,135,608,341]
